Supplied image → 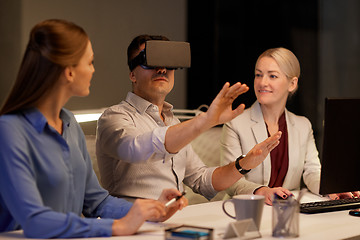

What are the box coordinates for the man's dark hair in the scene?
[127,35,169,70]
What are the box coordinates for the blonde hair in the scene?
[255,47,300,95]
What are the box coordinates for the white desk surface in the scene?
[1,192,360,240]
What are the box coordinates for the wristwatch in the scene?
[235,155,251,175]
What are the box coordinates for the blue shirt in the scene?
[0,108,132,238]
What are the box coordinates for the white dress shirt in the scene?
[96,92,217,200]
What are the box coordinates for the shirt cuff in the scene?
[89,218,114,237]
[200,167,219,200]
[152,126,177,162]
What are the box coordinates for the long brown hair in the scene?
[0,19,89,115]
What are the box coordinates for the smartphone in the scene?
[165,225,212,240]
[349,208,360,217]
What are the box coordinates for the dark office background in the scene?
[186,0,360,153]
[1,0,360,153]
[187,0,318,130]
[187,0,319,112]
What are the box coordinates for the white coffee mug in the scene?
[222,195,265,229]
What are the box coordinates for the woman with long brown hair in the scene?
[0,19,186,238]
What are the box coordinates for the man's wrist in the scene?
[235,155,251,175]
[195,112,215,131]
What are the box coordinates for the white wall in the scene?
[0,0,187,110]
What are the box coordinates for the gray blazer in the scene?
[220,101,321,196]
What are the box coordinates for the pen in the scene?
[165,191,186,207]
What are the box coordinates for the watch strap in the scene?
[235,155,251,175]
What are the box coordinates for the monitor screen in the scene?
[319,98,360,195]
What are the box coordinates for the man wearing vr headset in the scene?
[96,35,281,201]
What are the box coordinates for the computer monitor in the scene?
[319,98,360,195]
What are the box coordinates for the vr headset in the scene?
[128,40,191,71]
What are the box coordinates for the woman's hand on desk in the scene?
[112,198,166,235]
[328,191,360,200]
[254,186,293,205]
[111,189,188,236]
[156,188,188,222]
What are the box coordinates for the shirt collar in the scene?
[125,92,174,115]
[22,108,71,133]
[60,109,72,128]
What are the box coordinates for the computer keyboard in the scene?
[300,198,360,214]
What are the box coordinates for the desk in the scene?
[1,192,360,239]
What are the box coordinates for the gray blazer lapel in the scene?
[282,109,300,188]
[250,101,272,185]
[250,102,268,142]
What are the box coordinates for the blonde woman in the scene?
[221,47,359,205]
